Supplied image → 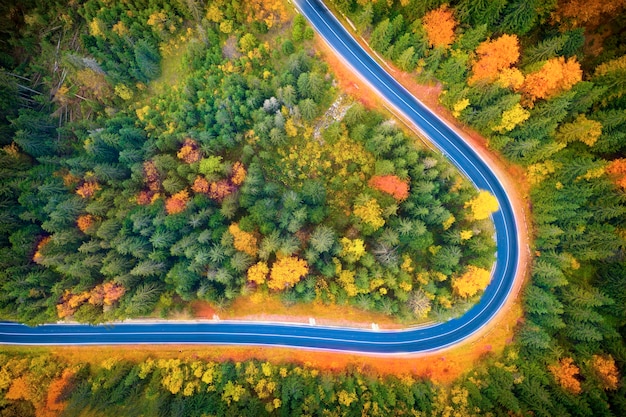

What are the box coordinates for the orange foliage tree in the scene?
[607,159,626,189]
[464,190,499,220]
[451,265,491,298]
[76,214,96,233]
[76,180,101,198]
[57,282,125,318]
[5,376,32,401]
[268,256,308,291]
[33,236,51,263]
[422,5,457,49]
[165,189,190,215]
[208,179,234,201]
[368,175,410,200]
[231,161,247,186]
[470,34,520,84]
[177,138,202,163]
[45,369,76,412]
[522,57,582,103]
[549,357,582,394]
[592,355,620,390]
[229,223,258,257]
[191,176,210,194]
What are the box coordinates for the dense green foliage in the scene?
[1,0,626,414]
[0,352,435,416]
[0,0,494,327]
[332,0,626,414]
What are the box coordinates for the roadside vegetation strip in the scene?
[292,0,521,339]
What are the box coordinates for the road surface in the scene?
[0,0,520,354]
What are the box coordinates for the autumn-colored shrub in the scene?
[422,5,457,49]
[57,282,125,318]
[143,160,161,191]
[165,189,190,215]
[229,223,258,257]
[368,175,410,200]
[549,357,582,394]
[136,190,160,205]
[470,34,520,84]
[553,0,626,27]
[5,376,32,401]
[268,256,308,291]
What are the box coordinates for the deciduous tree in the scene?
[470,34,520,84]
[522,57,582,103]
[165,189,189,215]
[268,256,308,291]
[422,5,457,49]
[464,190,499,220]
[368,175,410,200]
[548,357,582,394]
[451,265,490,298]
[229,223,258,257]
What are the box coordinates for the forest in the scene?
[0,0,625,415]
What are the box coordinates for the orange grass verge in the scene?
[191,292,407,329]
[1,301,520,385]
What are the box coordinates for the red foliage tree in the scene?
[368,175,410,200]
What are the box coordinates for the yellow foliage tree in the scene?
[247,262,269,285]
[268,256,308,291]
[229,223,258,257]
[464,191,499,220]
[497,67,525,90]
[353,198,385,230]
[451,265,491,298]
[556,114,602,146]
[452,98,470,117]
[493,103,530,133]
[340,237,366,263]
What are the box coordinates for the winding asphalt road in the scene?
[0,0,520,354]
